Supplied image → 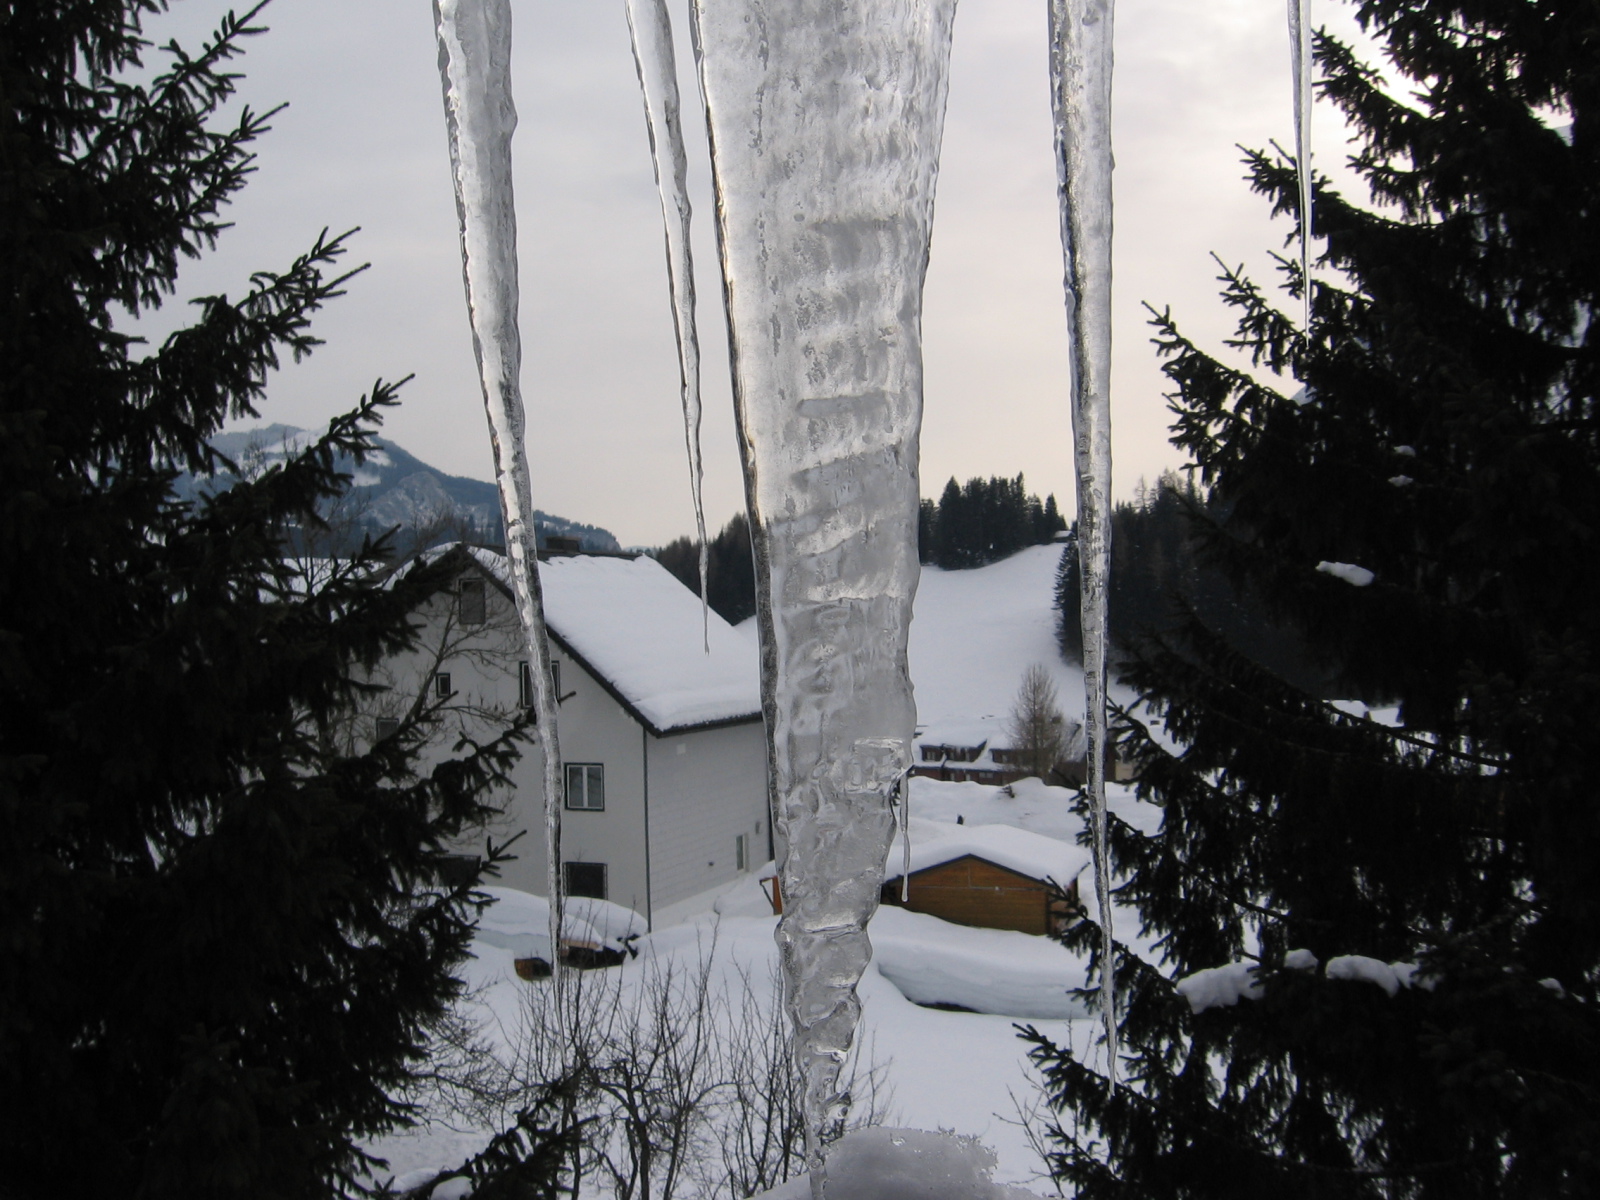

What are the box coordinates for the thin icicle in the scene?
[624,0,712,651]
[1048,0,1118,1090]
[1289,0,1313,334]
[433,0,566,975]
[690,0,957,1186]
[900,775,911,904]
[884,765,914,904]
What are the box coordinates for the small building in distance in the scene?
[372,545,767,930]
[909,716,1134,787]
[880,823,1091,936]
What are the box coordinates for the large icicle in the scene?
[1048,0,1118,1088]
[689,0,957,1186]
[624,0,712,647]
[433,0,566,969]
[1289,0,1313,333]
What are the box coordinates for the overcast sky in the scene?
[143,0,1370,548]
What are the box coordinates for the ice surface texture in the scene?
[624,0,712,647]
[1048,0,1118,1087]
[1288,0,1314,332]
[433,0,566,964]
[689,0,957,1178]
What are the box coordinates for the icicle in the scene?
[433,0,566,976]
[1048,0,1118,1089]
[900,774,911,904]
[884,765,914,904]
[1289,0,1313,334]
[689,0,957,1186]
[624,0,712,651]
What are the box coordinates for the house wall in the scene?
[361,568,648,908]
[371,560,768,926]
[646,720,768,911]
[546,645,650,916]
[363,569,547,894]
[882,856,1052,935]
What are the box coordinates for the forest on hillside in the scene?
[1055,472,1332,693]
[657,474,1067,624]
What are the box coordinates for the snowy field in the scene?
[368,779,1161,1197]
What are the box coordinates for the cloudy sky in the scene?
[144,0,1371,548]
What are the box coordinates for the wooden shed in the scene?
[880,824,1091,937]
[880,855,1077,936]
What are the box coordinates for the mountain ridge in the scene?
[185,424,620,553]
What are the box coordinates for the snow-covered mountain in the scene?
[181,424,619,552]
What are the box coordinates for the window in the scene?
[564,861,607,900]
[564,763,604,811]
[735,833,748,872]
[458,577,486,626]
[433,672,452,699]
[520,661,561,709]
[374,716,400,742]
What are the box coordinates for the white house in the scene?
[371,545,767,929]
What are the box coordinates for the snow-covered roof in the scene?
[445,545,761,735]
[885,822,1091,888]
[916,716,1003,749]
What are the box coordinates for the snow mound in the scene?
[906,776,1159,843]
[751,1127,1042,1200]
[1316,560,1375,587]
[869,906,1088,1019]
[473,886,645,958]
[1326,954,1429,996]
[1175,960,1262,1013]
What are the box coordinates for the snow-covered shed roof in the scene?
[437,545,761,735]
[916,716,1003,750]
[885,822,1092,889]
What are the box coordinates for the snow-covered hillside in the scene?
[737,542,1087,742]
[909,543,1081,732]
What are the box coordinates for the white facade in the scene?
[366,547,768,929]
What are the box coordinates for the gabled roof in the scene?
[427,544,761,736]
[885,822,1091,889]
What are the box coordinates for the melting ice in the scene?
[432,0,567,965]
[1289,0,1314,333]
[689,0,958,1181]
[624,0,712,647]
[1048,0,1119,1088]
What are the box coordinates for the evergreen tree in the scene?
[655,511,757,625]
[917,496,938,562]
[0,5,528,1194]
[924,473,1066,569]
[1056,472,1330,691]
[706,510,758,625]
[1028,0,1600,1195]
[932,475,973,567]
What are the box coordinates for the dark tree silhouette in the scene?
[0,5,537,1195]
[1027,1,1600,1195]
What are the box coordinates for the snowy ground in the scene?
[369,779,1161,1197]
